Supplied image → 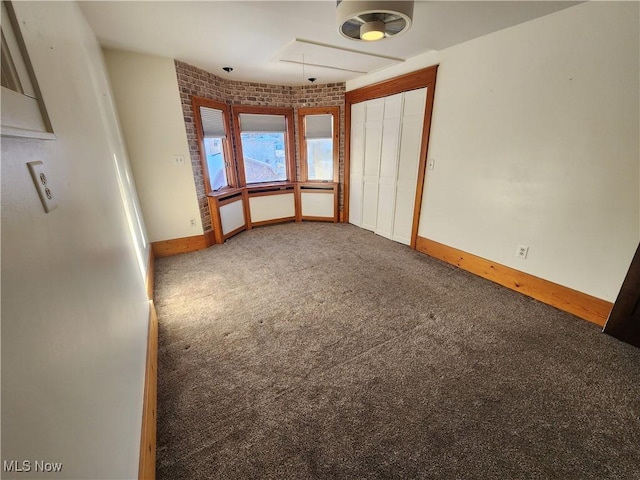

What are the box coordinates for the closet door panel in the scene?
[376,183,395,239]
[365,98,384,122]
[349,177,363,227]
[349,119,365,226]
[362,181,379,231]
[396,115,423,184]
[403,88,427,116]
[350,121,365,177]
[379,118,400,179]
[393,91,426,245]
[349,87,428,245]
[383,93,403,119]
[363,123,382,178]
[376,117,401,239]
[362,121,382,231]
[351,101,366,124]
[392,186,416,245]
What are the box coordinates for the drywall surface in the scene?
[349,2,639,302]
[1,2,149,479]
[104,49,202,242]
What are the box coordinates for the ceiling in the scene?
[80,1,580,86]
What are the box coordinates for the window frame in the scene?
[192,96,236,193]
[1,0,54,139]
[298,106,339,183]
[232,105,295,187]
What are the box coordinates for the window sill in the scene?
[245,181,295,192]
[207,186,244,200]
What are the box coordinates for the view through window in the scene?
[305,114,334,181]
[194,100,234,192]
[238,113,289,184]
[203,136,227,191]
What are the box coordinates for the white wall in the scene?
[348,2,639,302]
[104,49,203,242]
[1,3,149,479]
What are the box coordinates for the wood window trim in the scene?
[297,106,340,183]
[343,65,439,249]
[191,96,236,193]
[231,105,296,187]
[1,1,55,139]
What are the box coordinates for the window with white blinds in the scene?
[235,107,293,185]
[200,106,226,138]
[239,114,286,133]
[299,107,339,182]
[305,114,332,139]
[193,98,234,192]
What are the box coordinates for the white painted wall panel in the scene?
[301,192,334,218]
[249,193,295,223]
[2,3,149,478]
[220,199,245,234]
[104,49,202,241]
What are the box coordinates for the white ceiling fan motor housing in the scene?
[337,0,414,41]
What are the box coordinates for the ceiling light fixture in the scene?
[337,0,413,42]
[360,21,385,41]
[222,66,233,73]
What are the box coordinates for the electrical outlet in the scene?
[27,161,58,213]
[174,155,185,166]
[190,218,197,228]
[516,245,529,259]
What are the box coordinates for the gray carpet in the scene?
[155,222,640,479]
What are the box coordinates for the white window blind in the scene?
[240,113,286,133]
[200,106,226,137]
[305,114,333,139]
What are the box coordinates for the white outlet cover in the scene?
[516,245,529,259]
[27,161,58,213]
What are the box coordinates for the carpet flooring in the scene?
[154,222,640,479]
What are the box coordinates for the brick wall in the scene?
[175,60,346,232]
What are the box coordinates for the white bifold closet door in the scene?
[349,102,365,228]
[349,87,427,246]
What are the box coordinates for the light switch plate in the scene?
[27,161,58,213]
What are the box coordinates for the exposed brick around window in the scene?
[174,59,346,231]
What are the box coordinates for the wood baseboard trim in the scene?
[146,248,155,301]
[415,236,613,326]
[139,301,158,480]
[204,229,216,247]
[151,234,207,258]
